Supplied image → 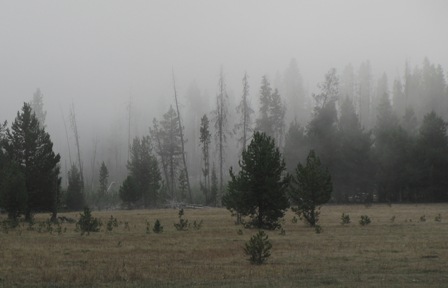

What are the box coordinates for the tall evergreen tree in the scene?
[337,97,374,202]
[283,120,307,172]
[213,67,230,205]
[96,161,109,210]
[5,103,61,221]
[373,93,412,202]
[199,114,211,205]
[222,132,290,229]
[289,150,332,227]
[127,136,161,207]
[415,112,448,201]
[66,163,84,210]
[235,72,254,151]
[307,68,340,185]
[29,88,47,128]
[256,76,286,145]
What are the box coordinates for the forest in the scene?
[1,57,448,219]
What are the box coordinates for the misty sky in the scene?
[1,0,447,151]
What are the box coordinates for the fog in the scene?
[1,0,448,192]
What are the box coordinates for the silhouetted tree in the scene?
[235,72,254,151]
[223,132,290,229]
[199,114,211,205]
[213,67,230,204]
[96,161,109,210]
[66,164,84,210]
[127,136,161,207]
[336,97,374,202]
[29,88,47,128]
[289,150,332,227]
[119,176,139,209]
[5,103,61,221]
[415,112,448,201]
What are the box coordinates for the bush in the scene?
[192,220,203,230]
[359,215,371,226]
[174,209,189,231]
[340,213,350,225]
[76,207,101,235]
[435,214,442,222]
[107,216,118,232]
[244,230,272,265]
[420,215,426,222]
[153,219,163,233]
[314,225,322,234]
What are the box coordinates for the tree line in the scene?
[1,58,448,221]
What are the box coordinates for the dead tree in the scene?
[172,73,193,203]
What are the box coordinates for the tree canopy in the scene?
[222,131,289,229]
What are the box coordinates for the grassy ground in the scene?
[1,204,448,287]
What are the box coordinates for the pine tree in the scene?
[235,72,254,151]
[289,150,332,227]
[256,76,286,145]
[119,176,139,209]
[199,114,211,205]
[307,68,340,187]
[336,97,374,203]
[97,161,109,210]
[66,163,84,211]
[127,136,161,207]
[29,88,47,128]
[5,103,61,221]
[222,131,290,229]
[210,163,218,207]
[416,112,448,201]
[157,106,182,200]
[213,67,230,205]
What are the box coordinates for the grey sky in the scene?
[1,0,447,146]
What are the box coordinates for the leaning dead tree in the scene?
[69,103,84,190]
[172,73,192,203]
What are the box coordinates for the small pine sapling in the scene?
[192,220,203,230]
[77,207,101,235]
[107,216,119,232]
[145,220,151,234]
[359,215,371,226]
[174,209,189,231]
[244,230,272,265]
[341,213,350,225]
[153,219,163,233]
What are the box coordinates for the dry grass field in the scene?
[1,204,448,287]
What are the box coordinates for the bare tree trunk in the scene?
[90,138,98,196]
[70,103,84,191]
[127,96,132,163]
[151,119,172,198]
[172,73,192,203]
[59,104,72,166]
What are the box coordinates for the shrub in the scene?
[341,213,350,225]
[359,215,371,226]
[390,216,396,223]
[435,214,442,222]
[145,220,151,234]
[153,219,163,233]
[244,230,272,265]
[419,215,426,222]
[314,225,322,234]
[174,209,189,231]
[107,216,119,232]
[77,207,101,235]
[192,220,203,230]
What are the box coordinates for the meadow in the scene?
[1,204,447,287]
